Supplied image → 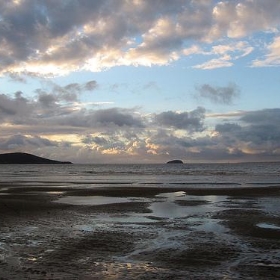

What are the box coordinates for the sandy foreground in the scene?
[1,185,280,279]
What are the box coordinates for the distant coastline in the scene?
[0,152,72,164]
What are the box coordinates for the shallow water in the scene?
[56,195,132,205]
[0,162,280,188]
[1,163,280,279]
[257,223,280,230]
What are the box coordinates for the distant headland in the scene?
[0,152,72,164]
[166,159,183,164]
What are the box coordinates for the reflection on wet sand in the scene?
[1,187,280,279]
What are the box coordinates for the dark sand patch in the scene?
[214,208,280,242]
[78,201,153,214]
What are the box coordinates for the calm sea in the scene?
[0,162,279,189]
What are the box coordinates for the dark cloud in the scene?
[240,108,280,124]
[0,91,32,120]
[92,108,144,128]
[237,109,280,145]
[215,123,241,133]
[19,103,145,130]
[0,134,58,151]
[0,80,99,124]
[214,108,280,158]
[196,83,240,105]
[238,124,280,145]
[151,131,215,150]
[154,107,205,131]
[37,91,58,108]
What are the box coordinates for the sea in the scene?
[0,161,279,189]
[1,162,280,279]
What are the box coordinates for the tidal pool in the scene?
[148,192,226,219]
[55,195,131,205]
[256,223,280,230]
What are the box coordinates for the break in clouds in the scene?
[1,81,280,163]
[0,0,280,76]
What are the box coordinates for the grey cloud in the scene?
[84,80,98,91]
[237,108,280,145]
[82,135,108,145]
[154,107,205,131]
[240,108,280,124]
[8,73,27,83]
[53,84,80,102]
[214,109,280,156]
[43,80,98,101]
[51,107,145,130]
[34,80,99,109]
[238,124,280,145]
[0,94,18,115]
[215,123,242,133]
[0,92,32,119]
[152,131,215,149]
[196,83,240,105]
[0,134,58,150]
[92,108,144,128]
[37,92,58,108]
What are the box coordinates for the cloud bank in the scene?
[0,82,280,163]
[0,0,280,76]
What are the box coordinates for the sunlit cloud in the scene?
[251,35,280,67]
[193,41,253,69]
[0,0,278,76]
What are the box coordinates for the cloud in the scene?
[215,123,242,133]
[240,108,280,124]
[0,134,59,151]
[211,0,280,39]
[192,41,253,69]
[154,107,206,132]
[0,91,33,122]
[84,80,98,91]
[82,135,108,146]
[1,76,280,163]
[251,36,280,67]
[0,0,278,75]
[195,83,240,105]
[213,108,280,158]
[0,80,100,125]
[90,108,145,128]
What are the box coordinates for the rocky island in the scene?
[0,152,72,164]
[166,159,183,164]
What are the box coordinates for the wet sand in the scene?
[1,185,280,279]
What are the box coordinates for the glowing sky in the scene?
[1,0,280,163]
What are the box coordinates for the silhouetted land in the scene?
[167,159,183,164]
[0,152,72,164]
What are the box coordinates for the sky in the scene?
[0,0,280,164]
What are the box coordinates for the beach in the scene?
[1,182,280,279]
